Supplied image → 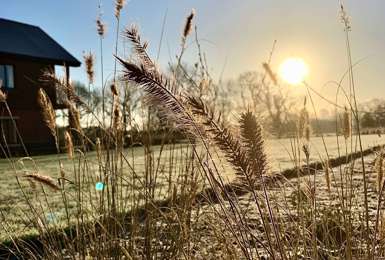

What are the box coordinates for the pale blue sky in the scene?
[2,0,385,106]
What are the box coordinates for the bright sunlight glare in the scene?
[279,57,309,85]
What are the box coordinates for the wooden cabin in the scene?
[0,18,80,155]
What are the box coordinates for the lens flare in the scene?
[279,57,309,85]
[95,182,104,191]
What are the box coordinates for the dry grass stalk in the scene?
[343,106,352,139]
[37,88,56,138]
[83,52,95,84]
[115,0,126,18]
[24,173,60,191]
[59,162,65,180]
[324,160,331,193]
[375,151,384,193]
[27,178,36,190]
[64,130,74,159]
[380,213,385,241]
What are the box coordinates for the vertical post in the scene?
[65,63,70,91]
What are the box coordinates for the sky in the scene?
[2,0,385,114]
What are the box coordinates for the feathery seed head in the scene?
[115,0,126,18]
[340,4,351,31]
[68,103,82,133]
[110,83,118,96]
[262,62,277,85]
[83,52,95,84]
[24,173,60,191]
[37,88,56,139]
[182,9,195,46]
[96,18,106,37]
[298,107,309,140]
[96,137,101,158]
[112,101,121,131]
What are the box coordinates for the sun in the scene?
[279,57,309,85]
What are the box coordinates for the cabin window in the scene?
[0,65,15,89]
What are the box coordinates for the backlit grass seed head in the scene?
[302,144,310,159]
[343,106,351,139]
[115,0,126,18]
[262,62,277,85]
[305,124,311,143]
[24,173,60,191]
[96,137,101,158]
[64,130,74,159]
[182,9,195,45]
[0,80,7,102]
[37,88,56,138]
[0,89,7,103]
[340,4,351,31]
[68,103,81,133]
[96,18,106,37]
[298,107,309,140]
[113,101,121,131]
[83,52,95,84]
[110,83,118,96]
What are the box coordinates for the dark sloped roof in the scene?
[0,18,81,67]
